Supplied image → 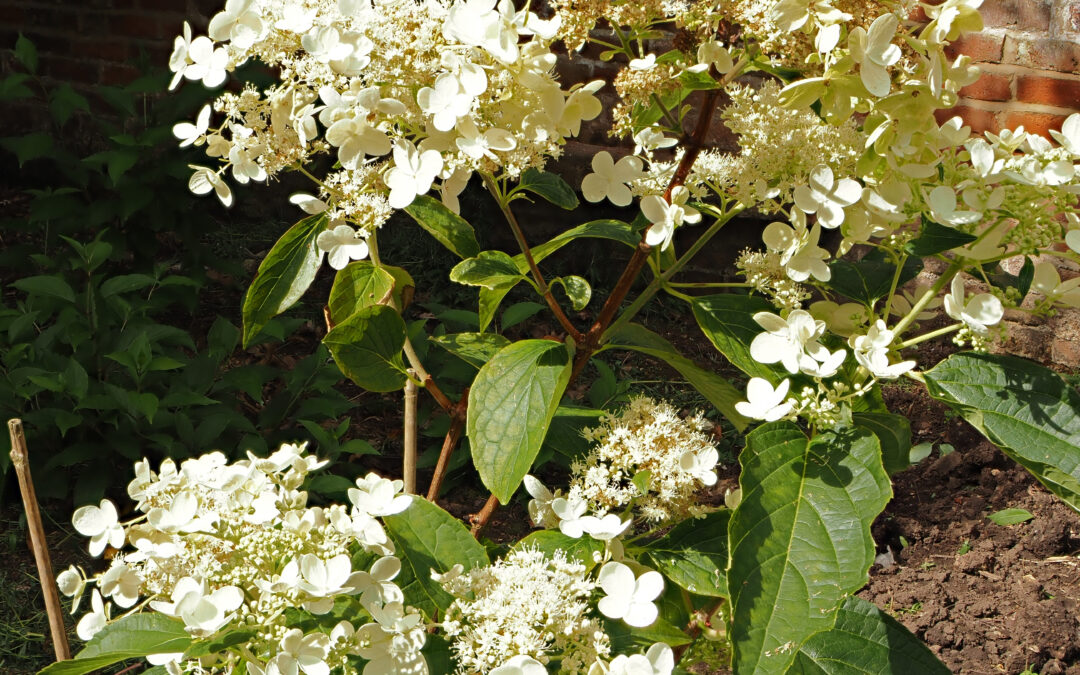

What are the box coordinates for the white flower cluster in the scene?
[58,443,427,675]
[170,0,604,266]
[528,397,719,532]
[438,547,610,674]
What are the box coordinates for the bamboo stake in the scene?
[403,370,418,494]
[8,418,71,661]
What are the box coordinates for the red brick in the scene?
[21,6,78,31]
[76,39,130,63]
[1006,36,1080,73]
[946,32,1005,63]
[77,11,112,35]
[100,62,139,86]
[1016,73,1080,108]
[979,0,1051,31]
[40,54,98,83]
[1002,110,1069,136]
[935,105,1001,134]
[110,12,163,40]
[958,72,1013,101]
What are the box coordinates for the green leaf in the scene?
[516,168,579,209]
[909,442,934,465]
[825,254,922,305]
[642,510,730,597]
[430,332,510,369]
[328,261,395,324]
[0,72,33,101]
[789,595,950,674]
[50,84,90,127]
[468,340,572,502]
[15,34,38,74]
[988,507,1034,525]
[241,213,328,346]
[383,497,489,617]
[607,323,749,431]
[501,301,546,330]
[100,274,156,298]
[13,275,76,303]
[63,358,89,400]
[0,133,54,167]
[924,352,1080,512]
[403,195,481,259]
[904,220,977,256]
[690,294,786,381]
[728,423,891,674]
[323,305,408,392]
[552,275,591,311]
[450,251,526,289]
[1017,256,1035,300]
[40,614,190,675]
[542,405,607,461]
[852,412,912,476]
[514,530,605,569]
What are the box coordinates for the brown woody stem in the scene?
[470,493,500,536]
[425,390,469,501]
[483,174,584,342]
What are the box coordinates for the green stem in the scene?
[879,249,908,321]
[895,323,961,350]
[667,281,752,288]
[891,261,960,339]
[603,205,745,340]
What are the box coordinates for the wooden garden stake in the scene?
[403,370,418,494]
[8,418,71,661]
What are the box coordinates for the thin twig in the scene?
[403,371,418,494]
[8,418,71,662]
[470,493,500,536]
[426,391,469,501]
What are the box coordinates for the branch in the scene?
[425,390,469,501]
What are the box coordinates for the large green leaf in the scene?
[852,412,912,475]
[383,497,490,617]
[904,219,977,256]
[328,261,413,324]
[450,251,526,289]
[515,168,579,209]
[241,213,327,346]
[39,614,190,675]
[542,405,607,461]
[467,340,572,502]
[924,352,1080,512]
[403,195,481,259]
[690,294,786,381]
[642,509,730,597]
[825,253,922,305]
[607,323,748,431]
[728,423,891,674]
[430,332,510,368]
[323,305,408,392]
[789,596,950,673]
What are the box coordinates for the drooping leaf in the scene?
[403,195,481,259]
[904,220,977,256]
[514,530,604,569]
[728,423,891,674]
[383,497,489,617]
[516,168,579,209]
[0,133,55,167]
[642,509,730,597]
[552,275,591,311]
[852,412,912,475]
[788,595,950,674]
[607,323,748,431]
[13,275,76,303]
[987,508,1035,525]
[323,305,408,392]
[328,262,413,324]
[450,251,526,289]
[691,294,786,381]
[241,213,327,346]
[501,301,546,330]
[40,614,190,675]
[924,352,1080,512]
[542,405,607,461]
[430,332,510,368]
[467,340,572,502]
[15,34,38,73]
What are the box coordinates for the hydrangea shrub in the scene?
[46,0,1080,672]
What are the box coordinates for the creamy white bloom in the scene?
[1050,113,1080,157]
[633,127,677,155]
[679,445,718,486]
[299,553,356,614]
[417,73,474,133]
[455,119,517,161]
[149,577,244,636]
[642,186,701,250]
[385,141,443,209]
[552,495,590,538]
[943,275,1003,335]
[579,514,632,541]
[1032,261,1080,308]
[793,165,861,229]
[491,655,547,675]
[173,104,211,147]
[76,590,108,641]
[735,378,794,421]
[582,151,645,206]
[188,165,233,207]
[72,499,125,557]
[348,473,412,517]
[208,0,264,48]
[316,224,369,270]
[99,563,141,608]
[851,14,901,96]
[850,320,916,379]
[523,474,558,528]
[607,643,675,675]
[325,115,391,169]
[56,565,86,613]
[597,562,663,628]
[749,310,831,374]
[926,186,980,226]
[688,41,733,74]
